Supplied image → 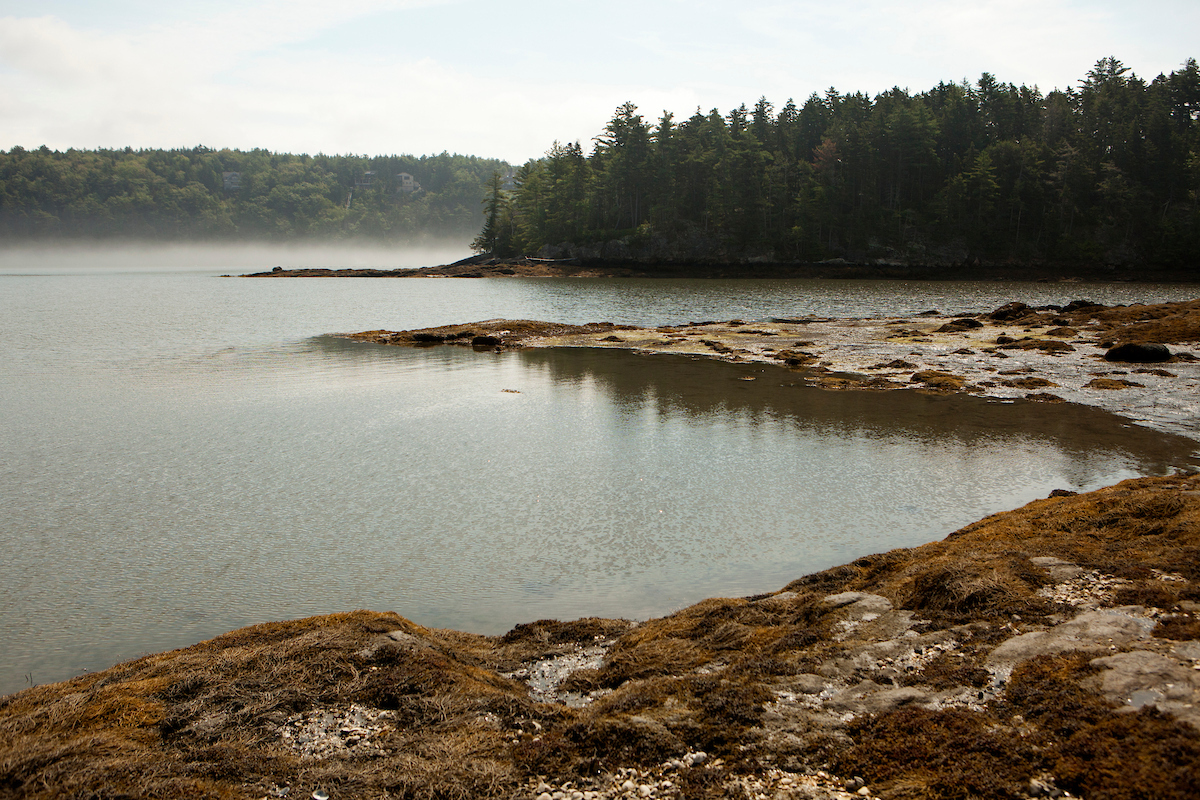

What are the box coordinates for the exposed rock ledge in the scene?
[2,475,1199,799]
[346,299,1200,442]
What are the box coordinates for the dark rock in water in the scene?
[272,265,283,272]
[1086,377,1145,389]
[472,335,502,348]
[1000,338,1075,354]
[1105,342,1172,363]
[412,332,446,343]
[936,318,984,332]
[989,302,1030,321]
[870,358,918,370]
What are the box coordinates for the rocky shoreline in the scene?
[346,299,1200,444]
[1,475,1198,799]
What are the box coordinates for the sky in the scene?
[1,0,1197,164]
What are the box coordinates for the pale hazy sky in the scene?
[1,1,1196,164]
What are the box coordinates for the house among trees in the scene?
[499,167,517,192]
[221,172,240,191]
[355,171,375,189]
[395,172,421,194]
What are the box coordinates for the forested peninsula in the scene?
[6,57,1200,280]
[474,57,1200,275]
[0,149,507,241]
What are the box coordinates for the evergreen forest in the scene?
[0,147,508,241]
[477,57,1200,270]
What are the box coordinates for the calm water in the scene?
[2,245,1197,696]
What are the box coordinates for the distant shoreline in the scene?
[240,256,1200,283]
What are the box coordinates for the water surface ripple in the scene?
[1,254,1197,695]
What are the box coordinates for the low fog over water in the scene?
[0,240,472,275]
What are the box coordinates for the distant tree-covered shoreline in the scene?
[0,147,509,242]
[478,57,1200,272]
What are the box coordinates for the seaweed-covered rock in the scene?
[988,302,1030,321]
[1105,342,1172,363]
[936,318,984,332]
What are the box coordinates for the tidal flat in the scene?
[348,298,1200,444]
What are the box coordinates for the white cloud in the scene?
[0,1,1197,161]
[0,15,139,85]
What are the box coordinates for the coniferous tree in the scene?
[480,57,1198,272]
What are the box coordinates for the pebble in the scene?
[278,704,394,759]
[505,644,613,706]
[522,764,886,799]
[1037,570,1127,607]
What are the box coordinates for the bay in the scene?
[1,244,1197,696]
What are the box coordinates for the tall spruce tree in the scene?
[471,171,508,255]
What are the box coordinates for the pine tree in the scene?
[471,171,506,254]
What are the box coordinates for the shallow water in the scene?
[1,245,1197,696]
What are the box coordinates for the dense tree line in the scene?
[0,147,509,241]
[479,58,1200,269]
